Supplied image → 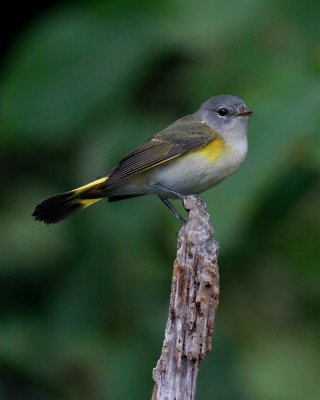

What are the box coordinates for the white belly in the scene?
[148,144,247,195]
[107,136,248,198]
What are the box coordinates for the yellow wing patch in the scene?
[195,135,229,162]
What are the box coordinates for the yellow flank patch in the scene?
[79,198,101,208]
[195,135,228,162]
[74,176,108,195]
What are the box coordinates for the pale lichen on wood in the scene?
[152,195,220,400]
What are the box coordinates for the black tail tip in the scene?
[32,192,82,224]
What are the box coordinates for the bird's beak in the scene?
[237,108,253,116]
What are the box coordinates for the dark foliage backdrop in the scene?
[1,0,320,399]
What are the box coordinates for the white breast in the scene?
[148,137,247,195]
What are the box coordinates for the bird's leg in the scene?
[152,183,185,200]
[159,196,186,224]
[152,183,186,223]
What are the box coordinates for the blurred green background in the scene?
[1,0,320,399]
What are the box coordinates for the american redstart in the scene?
[32,95,252,224]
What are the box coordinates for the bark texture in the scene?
[152,195,220,400]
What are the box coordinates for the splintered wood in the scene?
[152,195,220,400]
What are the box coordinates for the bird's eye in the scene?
[218,107,228,117]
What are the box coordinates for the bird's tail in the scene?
[32,176,108,224]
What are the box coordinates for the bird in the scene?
[32,94,252,224]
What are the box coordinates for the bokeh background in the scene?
[1,0,320,399]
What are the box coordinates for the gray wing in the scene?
[102,114,217,187]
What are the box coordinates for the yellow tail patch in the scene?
[32,176,109,224]
[74,176,109,208]
[74,176,108,195]
[79,198,102,208]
